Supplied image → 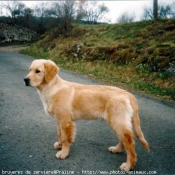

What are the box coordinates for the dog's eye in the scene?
[36,70,40,74]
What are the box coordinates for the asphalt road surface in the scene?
[0,49,175,175]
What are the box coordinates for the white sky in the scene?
[105,0,175,23]
[104,1,152,22]
[1,0,175,23]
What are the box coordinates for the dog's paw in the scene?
[119,162,131,172]
[56,150,68,159]
[54,142,62,149]
[109,146,117,153]
[108,146,123,153]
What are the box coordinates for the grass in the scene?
[20,19,175,103]
[56,59,175,101]
[20,43,49,59]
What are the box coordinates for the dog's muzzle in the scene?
[24,77,30,86]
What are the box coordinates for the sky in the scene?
[104,1,152,22]
[1,0,175,23]
[105,0,175,22]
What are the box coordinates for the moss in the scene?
[133,56,146,66]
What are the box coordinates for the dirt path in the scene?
[0,45,28,52]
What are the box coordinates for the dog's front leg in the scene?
[55,119,76,159]
[54,121,62,149]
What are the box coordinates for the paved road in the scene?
[0,50,175,175]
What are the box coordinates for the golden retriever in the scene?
[24,59,149,172]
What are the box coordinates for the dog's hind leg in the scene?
[109,123,137,172]
[55,119,76,159]
[107,100,137,172]
[119,129,137,172]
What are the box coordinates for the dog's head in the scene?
[24,59,59,87]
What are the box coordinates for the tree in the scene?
[142,2,174,20]
[142,6,152,20]
[1,1,25,18]
[60,0,76,30]
[153,0,158,20]
[46,0,76,31]
[33,2,47,18]
[33,2,48,33]
[171,1,175,18]
[117,12,136,23]
[21,8,34,29]
[0,3,3,15]
[77,1,109,24]
[13,2,25,17]
[159,4,171,18]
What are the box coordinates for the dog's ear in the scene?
[44,60,59,83]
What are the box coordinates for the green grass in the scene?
[20,19,175,103]
[20,43,49,59]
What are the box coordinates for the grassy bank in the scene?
[20,19,175,102]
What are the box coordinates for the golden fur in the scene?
[24,59,150,172]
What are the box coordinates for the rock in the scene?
[0,22,39,43]
[167,61,175,76]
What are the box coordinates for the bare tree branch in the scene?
[1,1,25,18]
[77,1,109,24]
[117,12,136,23]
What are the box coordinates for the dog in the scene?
[24,59,149,172]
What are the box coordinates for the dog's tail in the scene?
[130,96,150,152]
[132,111,150,152]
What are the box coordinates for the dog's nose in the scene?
[24,77,30,86]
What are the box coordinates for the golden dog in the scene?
[24,59,149,172]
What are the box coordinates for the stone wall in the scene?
[0,22,39,43]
